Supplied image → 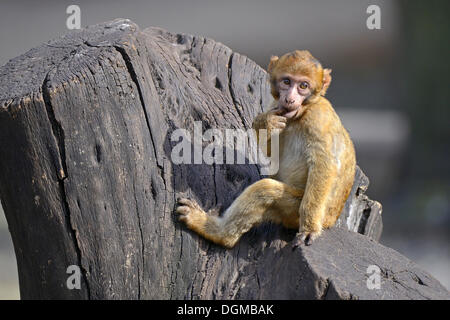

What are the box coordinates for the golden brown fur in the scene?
[177,50,356,248]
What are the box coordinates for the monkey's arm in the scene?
[252,107,286,157]
[297,134,337,244]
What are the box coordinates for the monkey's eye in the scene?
[299,82,309,90]
[281,78,290,86]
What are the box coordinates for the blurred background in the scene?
[0,0,448,299]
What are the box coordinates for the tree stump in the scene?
[0,19,448,299]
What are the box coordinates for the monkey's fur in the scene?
[177,50,356,247]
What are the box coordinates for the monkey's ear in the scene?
[268,56,279,73]
[321,68,332,96]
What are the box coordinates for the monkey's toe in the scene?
[176,205,195,227]
[176,205,191,216]
[176,201,208,232]
[177,198,202,210]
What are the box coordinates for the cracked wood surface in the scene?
[0,19,448,299]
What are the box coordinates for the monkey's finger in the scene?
[305,234,313,246]
[292,232,307,249]
[305,232,320,246]
[270,107,284,115]
[297,232,307,243]
[274,121,286,129]
[274,116,287,123]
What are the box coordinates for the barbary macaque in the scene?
[177,50,356,247]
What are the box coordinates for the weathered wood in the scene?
[0,19,447,299]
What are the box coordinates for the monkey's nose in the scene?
[285,98,295,105]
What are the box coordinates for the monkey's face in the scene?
[268,50,332,118]
[277,74,312,119]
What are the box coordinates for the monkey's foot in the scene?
[176,198,208,231]
[293,230,321,247]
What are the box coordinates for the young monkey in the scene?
[177,50,356,247]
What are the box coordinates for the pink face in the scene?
[277,74,312,119]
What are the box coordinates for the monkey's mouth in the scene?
[281,106,302,119]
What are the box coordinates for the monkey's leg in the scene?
[177,178,303,248]
[176,198,225,246]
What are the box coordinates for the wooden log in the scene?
[0,19,447,299]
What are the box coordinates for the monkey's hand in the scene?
[252,108,287,132]
[293,230,321,247]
